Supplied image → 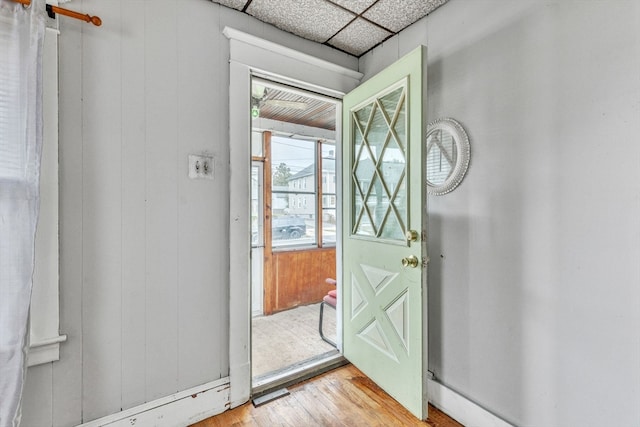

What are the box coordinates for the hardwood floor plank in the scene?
[192,364,462,427]
[267,396,318,426]
[289,382,346,426]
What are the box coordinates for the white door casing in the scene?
[225,27,361,407]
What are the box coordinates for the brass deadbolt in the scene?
[405,230,419,242]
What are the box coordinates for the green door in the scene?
[342,46,428,419]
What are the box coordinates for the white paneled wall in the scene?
[21,1,356,426]
[120,1,146,409]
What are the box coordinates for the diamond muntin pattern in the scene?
[351,83,408,241]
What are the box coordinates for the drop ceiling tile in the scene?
[330,0,377,14]
[247,0,356,43]
[363,0,447,32]
[328,17,392,56]
[212,0,248,11]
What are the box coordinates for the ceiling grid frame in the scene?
[213,0,448,57]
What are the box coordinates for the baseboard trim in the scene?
[75,370,512,427]
[78,377,230,427]
[428,377,513,427]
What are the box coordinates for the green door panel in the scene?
[342,46,428,420]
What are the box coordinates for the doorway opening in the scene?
[249,78,344,393]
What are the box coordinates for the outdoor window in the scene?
[270,136,336,249]
[3,27,66,366]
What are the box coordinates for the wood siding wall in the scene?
[265,247,336,314]
[20,2,357,426]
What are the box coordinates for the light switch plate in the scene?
[188,154,214,179]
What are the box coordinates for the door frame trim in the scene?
[225,27,361,408]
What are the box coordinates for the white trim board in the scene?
[222,27,362,82]
[225,26,361,409]
[27,334,67,367]
[428,377,514,427]
[78,377,230,427]
[29,26,63,368]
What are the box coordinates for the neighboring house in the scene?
[287,163,315,216]
[17,1,640,427]
[271,184,289,215]
[287,161,337,218]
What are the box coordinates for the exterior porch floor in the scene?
[252,302,337,378]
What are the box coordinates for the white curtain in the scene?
[0,0,46,426]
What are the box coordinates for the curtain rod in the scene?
[10,0,102,26]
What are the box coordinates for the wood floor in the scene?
[192,364,462,427]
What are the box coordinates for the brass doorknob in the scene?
[401,255,419,268]
[405,230,419,242]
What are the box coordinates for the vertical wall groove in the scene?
[20,1,358,424]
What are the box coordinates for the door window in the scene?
[351,81,408,242]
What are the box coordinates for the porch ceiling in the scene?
[212,0,448,57]
[255,85,337,131]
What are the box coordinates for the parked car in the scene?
[272,216,306,239]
